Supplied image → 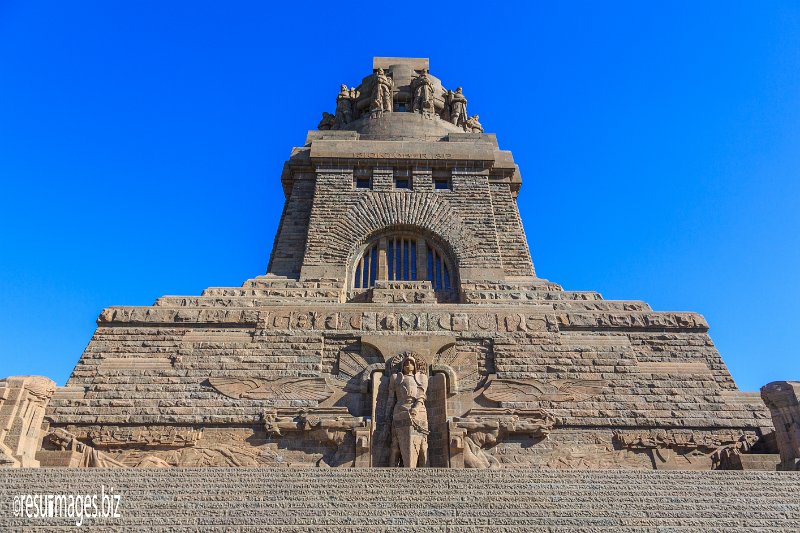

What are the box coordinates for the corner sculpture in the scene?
[446,87,468,128]
[0,57,793,471]
[761,381,800,471]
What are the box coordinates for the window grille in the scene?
[427,245,452,291]
[352,234,455,291]
[353,243,378,289]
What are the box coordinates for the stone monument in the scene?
[0,57,791,473]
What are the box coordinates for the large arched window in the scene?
[352,233,455,292]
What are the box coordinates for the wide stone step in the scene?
[2,468,798,530]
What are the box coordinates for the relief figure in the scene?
[382,354,428,467]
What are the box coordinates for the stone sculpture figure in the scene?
[383,354,429,467]
[465,114,483,133]
[317,111,335,130]
[411,70,435,115]
[335,84,359,127]
[761,381,800,470]
[447,87,467,128]
[371,68,393,114]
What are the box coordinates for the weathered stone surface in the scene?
[1,468,800,530]
[0,376,55,467]
[762,381,800,470]
[2,57,785,476]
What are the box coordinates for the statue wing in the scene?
[208,377,264,399]
[271,377,333,401]
[482,378,606,403]
[545,380,606,402]
[482,379,553,403]
[208,377,332,402]
[337,351,370,380]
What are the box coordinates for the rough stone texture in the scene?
[762,381,800,470]
[2,57,786,473]
[0,376,55,467]
[1,468,800,530]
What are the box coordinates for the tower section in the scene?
[267,57,536,301]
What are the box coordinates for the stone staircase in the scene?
[1,468,799,531]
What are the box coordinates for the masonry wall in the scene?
[267,171,316,278]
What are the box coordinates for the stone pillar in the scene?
[426,372,448,467]
[377,237,388,280]
[761,381,800,471]
[0,376,56,468]
[416,237,428,281]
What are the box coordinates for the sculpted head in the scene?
[401,355,417,375]
[456,87,463,94]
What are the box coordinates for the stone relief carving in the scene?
[432,344,480,393]
[370,280,437,304]
[42,428,127,468]
[613,429,759,470]
[376,353,429,467]
[88,427,203,449]
[451,409,555,469]
[545,443,649,470]
[100,307,707,335]
[557,312,708,330]
[482,378,606,403]
[208,377,333,402]
[0,376,56,467]
[160,441,278,468]
[260,407,368,467]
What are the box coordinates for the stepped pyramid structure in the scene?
[0,54,800,531]
[5,56,786,472]
[4,54,800,530]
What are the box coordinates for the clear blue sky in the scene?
[1,2,798,391]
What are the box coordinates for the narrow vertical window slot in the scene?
[435,249,442,290]
[370,246,378,285]
[386,239,394,280]
[362,250,369,289]
[427,246,434,286]
[410,240,417,280]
